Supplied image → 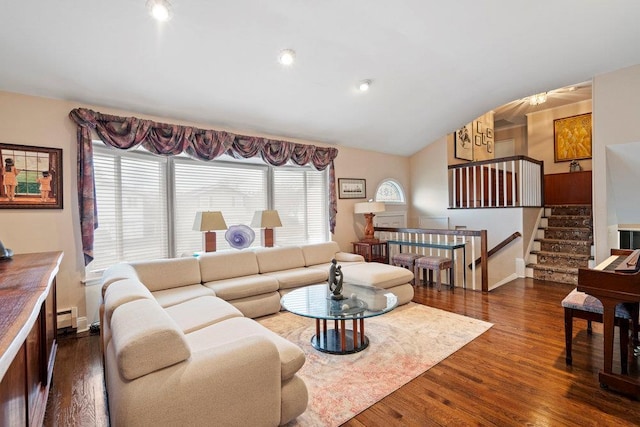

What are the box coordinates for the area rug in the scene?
[258,302,493,426]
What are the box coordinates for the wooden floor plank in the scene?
[44,278,640,426]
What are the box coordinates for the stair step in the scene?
[536,251,591,268]
[547,204,592,216]
[529,263,579,285]
[542,227,592,241]
[547,216,592,228]
[538,239,592,256]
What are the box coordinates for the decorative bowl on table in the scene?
[225,224,255,249]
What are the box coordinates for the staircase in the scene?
[527,205,593,285]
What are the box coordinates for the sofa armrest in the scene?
[101,263,140,297]
[106,334,282,426]
[335,251,365,263]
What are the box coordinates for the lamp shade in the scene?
[251,210,282,228]
[193,211,228,231]
[354,202,385,214]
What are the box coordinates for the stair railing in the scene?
[468,231,522,269]
[448,155,544,209]
[374,227,489,292]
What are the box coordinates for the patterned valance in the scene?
[69,108,338,265]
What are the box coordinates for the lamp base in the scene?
[204,231,217,252]
[263,228,275,247]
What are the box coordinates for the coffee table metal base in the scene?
[312,318,369,355]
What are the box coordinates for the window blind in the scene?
[90,146,168,274]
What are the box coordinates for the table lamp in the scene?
[193,211,228,252]
[354,201,385,242]
[251,210,282,247]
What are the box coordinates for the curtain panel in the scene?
[69,108,338,265]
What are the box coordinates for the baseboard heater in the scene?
[57,307,78,329]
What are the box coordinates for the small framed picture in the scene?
[486,128,493,138]
[476,121,483,134]
[487,140,493,153]
[475,135,483,146]
[482,134,488,145]
[338,178,366,199]
[1,142,63,209]
[454,124,473,161]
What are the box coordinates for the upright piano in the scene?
[577,248,640,396]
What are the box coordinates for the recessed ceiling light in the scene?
[278,49,296,66]
[147,0,172,22]
[358,80,372,92]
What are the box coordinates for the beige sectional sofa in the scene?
[100,241,414,426]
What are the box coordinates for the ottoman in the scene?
[414,256,453,291]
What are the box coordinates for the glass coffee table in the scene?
[280,283,398,355]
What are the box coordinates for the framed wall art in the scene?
[454,124,473,161]
[554,113,592,162]
[338,178,366,199]
[0,143,63,209]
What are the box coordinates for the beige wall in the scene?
[495,125,527,156]
[333,146,411,248]
[527,99,592,175]
[0,91,409,325]
[593,64,640,262]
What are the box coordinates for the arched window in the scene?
[375,179,406,204]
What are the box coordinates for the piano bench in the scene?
[562,288,639,374]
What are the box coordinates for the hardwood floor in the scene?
[44,278,640,426]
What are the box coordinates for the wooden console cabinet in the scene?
[0,252,62,426]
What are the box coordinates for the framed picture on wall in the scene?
[554,113,592,162]
[486,128,493,138]
[454,124,473,161]
[474,135,482,146]
[476,121,483,134]
[338,178,366,199]
[0,143,63,209]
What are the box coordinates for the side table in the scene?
[352,240,388,263]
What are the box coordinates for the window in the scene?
[375,179,406,204]
[89,144,328,275]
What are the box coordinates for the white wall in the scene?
[593,64,640,262]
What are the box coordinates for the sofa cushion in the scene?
[263,267,328,290]
[165,296,244,333]
[186,317,305,381]
[110,299,191,381]
[203,274,278,300]
[104,278,154,323]
[341,262,414,289]
[101,262,140,296]
[256,246,306,274]
[300,241,341,267]
[199,250,260,282]
[227,292,282,319]
[152,284,215,308]
[131,257,202,292]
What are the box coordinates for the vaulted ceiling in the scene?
[1,1,639,156]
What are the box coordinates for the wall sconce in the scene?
[251,210,282,247]
[354,201,385,242]
[193,211,228,252]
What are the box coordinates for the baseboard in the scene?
[76,316,89,333]
[489,273,518,291]
[515,258,526,277]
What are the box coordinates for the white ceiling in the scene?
[1,1,639,156]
